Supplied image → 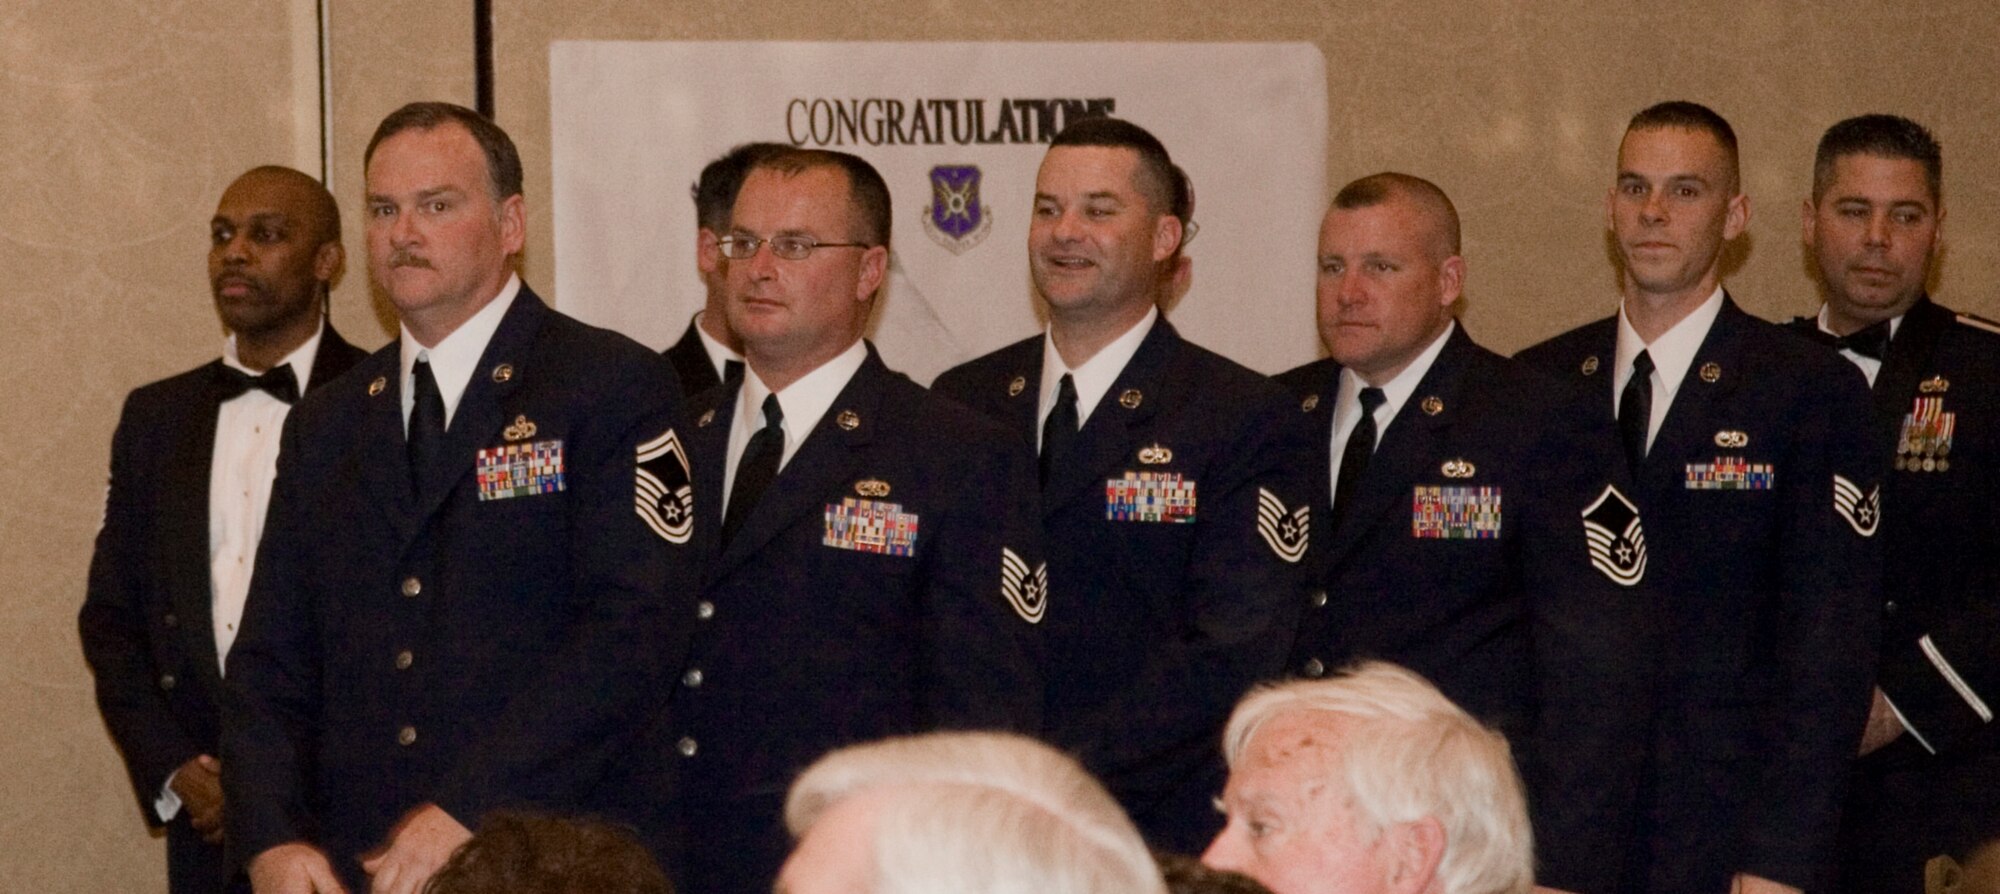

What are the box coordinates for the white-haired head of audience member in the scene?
[777,730,1169,894]
[1201,662,1532,894]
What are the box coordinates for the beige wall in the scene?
[7,2,1996,889]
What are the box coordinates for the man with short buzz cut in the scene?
[932,116,1316,853]
[1517,101,1882,894]
[81,165,368,894]
[662,141,787,398]
[1780,113,2000,893]
[1275,172,1652,893]
[1201,662,1534,894]
[621,147,1044,894]
[222,102,696,894]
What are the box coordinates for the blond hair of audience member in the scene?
[1204,662,1532,894]
[779,731,1168,894]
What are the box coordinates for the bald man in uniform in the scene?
[82,166,368,893]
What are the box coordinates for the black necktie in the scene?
[722,359,745,383]
[1813,320,1893,361]
[723,394,784,546]
[1332,387,1386,529]
[1040,374,1079,489]
[408,357,446,497]
[1619,350,1655,471]
[215,363,299,404]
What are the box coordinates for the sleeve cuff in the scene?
[155,770,183,823]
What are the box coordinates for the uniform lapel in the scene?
[1042,319,1175,517]
[165,365,225,682]
[687,378,740,566]
[708,349,885,580]
[1641,296,1749,494]
[1872,296,1947,454]
[355,350,420,547]
[1325,327,1470,570]
[409,290,544,524]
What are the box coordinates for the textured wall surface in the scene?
[6,2,1998,889]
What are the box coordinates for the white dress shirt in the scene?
[165,322,325,821]
[1036,306,1159,450]
[1327,321,1455,504]
[722,339,869,514]
[1614,285,1726,453]
[399,273,521,431]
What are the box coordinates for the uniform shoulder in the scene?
[124,359,223,407]
[1514,317,1615,373]
[932,335,1041,395]
[1173,337,1294,402]
[1949,308,2000,339]
[1272,357,1337,399]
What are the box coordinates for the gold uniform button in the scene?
[395,650,414,671]
[163,613,179,628]
[683,669,704,688]
[401,577,422,598]
[1302,659,1326,678]
[676,737,698,757]
[696,601,716,621]
[1311,590,1328,608]
[398,726,417,746]
[1884,601,1899,616]
[159,674,177,691]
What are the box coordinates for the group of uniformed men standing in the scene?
[79,97,1998,894]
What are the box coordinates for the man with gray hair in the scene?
[775,731,1167,894]
[1202,662,1532,894]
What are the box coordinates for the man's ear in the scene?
[1384,817,1446,894]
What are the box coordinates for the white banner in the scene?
[550,41,1327,382]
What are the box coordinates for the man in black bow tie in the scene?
[80,166,369,893]
[1787,114,2000,894]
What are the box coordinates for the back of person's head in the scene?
[1157,851,1277,894]
[421,811,672,894]
[781,731,1167,894]
[1221,662,1533,894]
[693,142,790,232]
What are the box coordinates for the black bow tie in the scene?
[1814,320,1893,361]
[215,363,299,404]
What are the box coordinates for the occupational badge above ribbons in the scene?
[1580,485,1646,587]
[635,428,694,544]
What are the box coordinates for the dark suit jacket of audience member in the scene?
[81,325,365,894]
[614,345,1046,894]
[1275,323,1656,894]
[931,319,1316,855]
[1518,295,1882,894]
[1784,297,2000,892]
[221,287,696,890]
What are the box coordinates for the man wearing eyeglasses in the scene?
[609,148,1047,894]
[932,117,1316,854]
[663,142,786,398]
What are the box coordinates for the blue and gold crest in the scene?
[922,165,992,254]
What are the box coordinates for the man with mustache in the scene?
[1783,114,2000,894]
[1517,101,1881,894]
[81,165,368,893]
[222,103,695,894]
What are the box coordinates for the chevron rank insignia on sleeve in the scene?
[635,428,694,545]
[1833,474,1881,537]
[1256,488,1310,563]
[1581,485,1646,587]
[1000,548,1048,624]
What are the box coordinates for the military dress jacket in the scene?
[1518,295,1882,893]
[931,318,1316,854]
[80,325,364,893]
[221,287,696,887]
[640,345,1046,894]
[1276,324,1655,894]
[1786,296,2000,891]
